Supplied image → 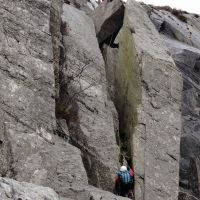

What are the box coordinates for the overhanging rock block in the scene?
[93,0,124,43]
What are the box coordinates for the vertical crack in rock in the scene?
[50,0,64,101]
[102,1,183,200]
[93,0,134,169]
[55,3,120,192]
[102,12,143,198]
[0,110,13,178]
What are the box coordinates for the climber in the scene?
[127,165,134,198]
[127,166,134,187]
[115,166,132,197]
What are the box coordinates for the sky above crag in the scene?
[135,0,200,14]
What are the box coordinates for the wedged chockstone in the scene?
[116,1,182,200]
[93,0,124,43]
[60,4,120,191]
[0,177,60,200]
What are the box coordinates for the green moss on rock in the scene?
[115,12,142,165]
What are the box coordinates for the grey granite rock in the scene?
[0,177,60,200]
[164,36,200,198]
[59,3,120,191]
[127,3,182,198]
[0,0,56,179]
[0,0,56,132]
[93,0,124,43]
[179,191,199,200]
[0,110,12,177]
[150,9,200,49]
[150,6,200,199]
[103,1,182,199]
[0,0,89,197]
[12,132,88,196]
[1,0,197,200]
[62,184,129,200]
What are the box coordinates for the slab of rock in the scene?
[150,4,200,200]
[0,0,57,181]
[0,1,89,197]
[60,3,120,191]
[107,1,182,200]
[161,35,200,198]
[63,0,96,16]
[93,0,124,43]
[179,191,199,200]
[185,13,200,32]
[63,184,129,200]
[11,131,88,197]
[0,0,56,132]
[102,44,119,101]
[0,177,60,200]
[150,8,200,49]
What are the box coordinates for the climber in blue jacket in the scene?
[115,166,132,197]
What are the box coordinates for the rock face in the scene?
[102,1,182,200]
[0,0,124,198]
[64,184,129,200]
[0,177,130,200]
[58,3,120,191]
[0,0,57,180]
[150,7,200,199]
[150,9,200,49]
[0,178,60,200]
[94,0,124,44]
[2,0,200,199]
[0,0,86,197]
[178,191,199,200]
[1,0,56,132]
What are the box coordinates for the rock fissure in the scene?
[1,0,198,199]
[54,2,121,193]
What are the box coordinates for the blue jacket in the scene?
[117,170,131,184]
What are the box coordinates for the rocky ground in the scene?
[0,0,200,200]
